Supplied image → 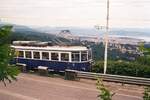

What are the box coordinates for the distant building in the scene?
[58,30,79,40]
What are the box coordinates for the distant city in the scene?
[0,22,150,60]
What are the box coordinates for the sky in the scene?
[0,0,150,28]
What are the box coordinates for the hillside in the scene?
[7,25,72,45]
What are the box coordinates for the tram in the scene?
[11,41,92,72]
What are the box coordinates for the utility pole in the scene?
[94,0,110,74]
[104,0,110,75]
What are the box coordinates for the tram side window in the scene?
[61,53,69,61]
[33,52,40,59]
[51,53,59,61]
[72,52,80,62]
[81,51,87,61]
[25,51,32,58]
[18,51,24,58]
[42,52,49,60]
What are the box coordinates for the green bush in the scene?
[143,87,150,100]
[136,56,150,66]
[97,78,115,100]
[92,60,150,78]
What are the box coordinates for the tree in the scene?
[139,43,150,56]
[0,25,19,86]
[139,44,150,100]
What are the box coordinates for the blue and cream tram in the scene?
[11,41,92,72]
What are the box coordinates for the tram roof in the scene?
[11,45,89,51]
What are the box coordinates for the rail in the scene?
[65,69,150,86]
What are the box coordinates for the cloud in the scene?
[0,0,150,27]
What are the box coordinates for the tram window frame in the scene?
[25,51,32,59]
[51,52,59,61]
[42,52,49,60]
[81,51,87,61]
[33,51,40,59]
[18,51,24,58]
[61,53,69,61]
[71,51,80,62]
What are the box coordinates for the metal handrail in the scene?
[65,69,150,86]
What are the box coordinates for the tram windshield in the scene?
[88,50,92,60]
[81,51,87,61]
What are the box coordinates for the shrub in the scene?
[92,60,150,78]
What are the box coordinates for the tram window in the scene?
[25,51,32,58]
[18,51,24,58]
[42,52,49,60]
[81,51,87,61]
[61,53,69,61]
[51,53,59,60]
[72,51,80,61]
[33,52,40,59]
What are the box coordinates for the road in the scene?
[0,73,144,100]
